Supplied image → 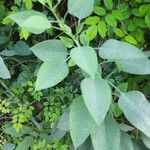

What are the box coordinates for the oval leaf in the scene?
[91,116,121,150]
[69,96,96,148]
[81,78,111,125]
[0,56,10,79]
[118,91,150,137]
[70,46,98,77]
[68,0,94,20]
[36,57,69,90]
[99,39,146,60]
[30,40,68,61]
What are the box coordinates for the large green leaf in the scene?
[141,133,150,149]
[0,56,10,79]
[81,78,111,125]
[118,91,150,137]
[99,39,146,60]
[69,96,96,148]
[68,0,94,20]
[91,116,121,150]
[120,131,134,150]
[3,143,16,150]
[9,10,51,34]
[70,46,98,77]
[116,59,150,75]
[36,57,69,90]
[30,40,68,61]
[16,136,33,150]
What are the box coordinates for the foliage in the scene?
[0,0,150,149]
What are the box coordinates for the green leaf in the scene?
[69,96,96,148]
[98,21,107,38]
[3,143,16,150]
[86,25,97,41]
[103,0,113,10]
[116,59,150,75]
[9,10,51,34]
[94,6,106,16]
[91,115,121,150]
[84,16,100,25]
[59,36,74,48]
[145,14,150,28]
[112,103,122,117]
[0,56,10,79]
[124,35,137,45]
[112,10,124,21]
[139,4,149,16]
[99,39,146,60]
[70,46,98,77]
[118,91,150,137]
[141,133,150,149]
[81,78,111,125]
[36,57,69,90]
[68,0,94,20]
[16,136,33,150]
[120,131,134,150]
[113,28,125,38]
[30,40,68,61]
[115,83,128,96]
[105,14,117,27]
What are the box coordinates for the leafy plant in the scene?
[0,0,150,149]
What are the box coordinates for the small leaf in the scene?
[81,78,111,125]
[86,25,97,41]
[105,14,117,27]
[70,96,96,148]
[98,21,107,38]
[60,36,74,48]
[118,91,150,137]
[91,115,121,150]
[70,46,98,77]
[113,28,125,38]
[36,57,69,90]
[124,35,137,45]
[94,6,106,16]
[112,10,124,21]
[30,40,68,61]
[103,0,113,10]
[84,16,100,25]
[68,0,94,20]
[0,56,10,79]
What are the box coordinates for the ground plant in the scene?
[0,0,150,149]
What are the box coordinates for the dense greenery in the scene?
[0,0,150,149]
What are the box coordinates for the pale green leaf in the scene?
[69,96,96,148]
[99,39,146,60]
[0,56,10,79]
[68,0,94,20]
[16,136,33,150]
[118,91,150,137]
[116,59,150,75]
[36,57,69,90]
[103,0,113,10]
[30,40,68,61]
[9,10,51,34]
[3,143,16,150]
[84,16,100,25]
[81,78,111,125]
[91,116,121,150]
[141,133,150,149]
[94,6,106,16]
[70,46,98,77]
[120,131,134,150]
